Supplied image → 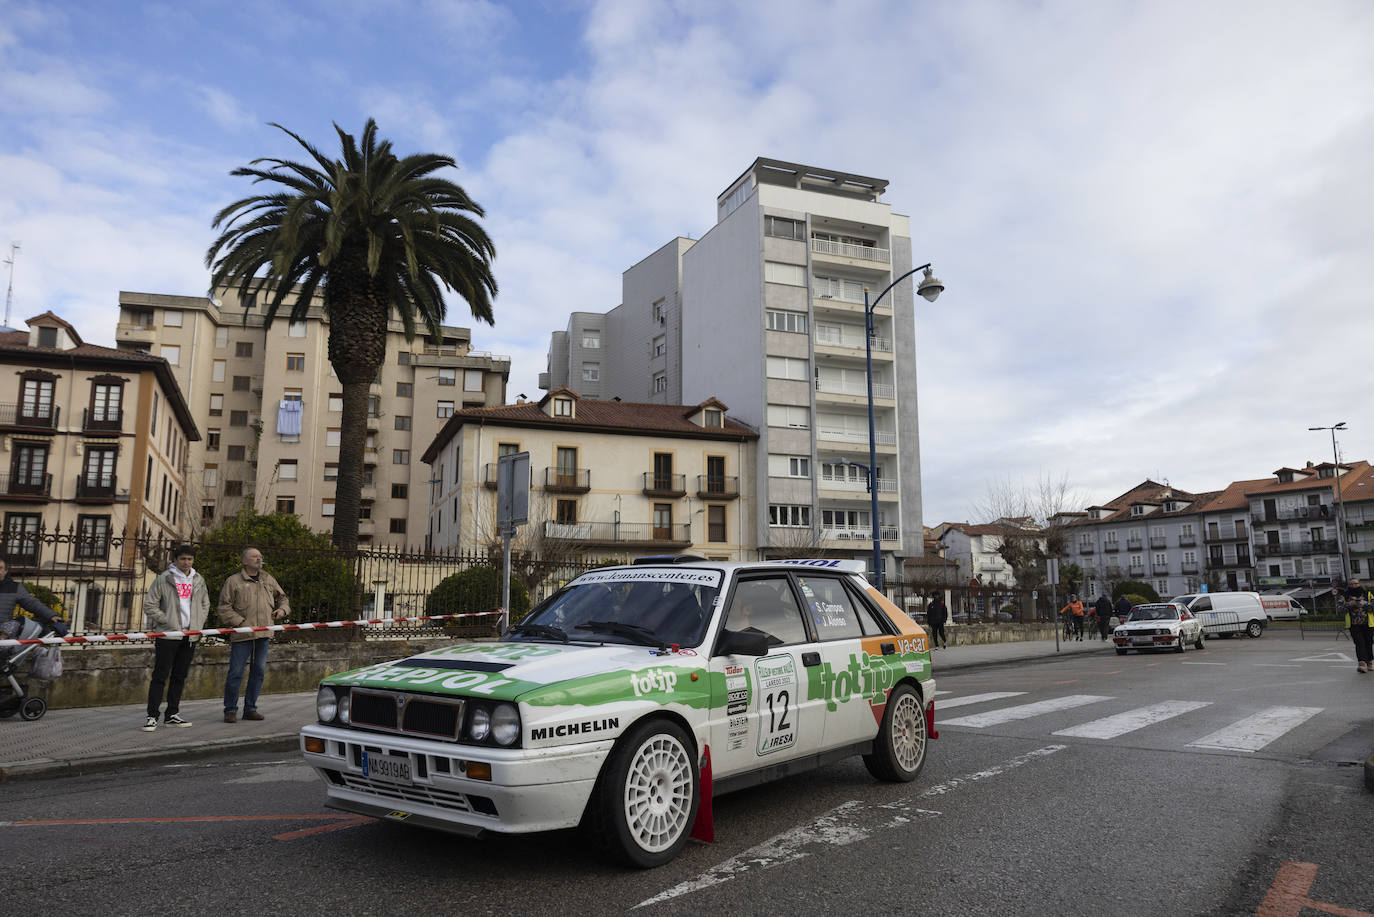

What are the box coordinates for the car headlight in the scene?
[469,705,491,741]
[337,691,350,724]
[316,686,338,723]
[492,704,520,746]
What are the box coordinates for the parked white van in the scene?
[1170,592,1267,638]
[1260,596,1307,621]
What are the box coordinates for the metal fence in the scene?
[887,579,1060,625]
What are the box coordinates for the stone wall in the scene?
[944,623,1061,645]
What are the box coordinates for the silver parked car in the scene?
[1112,602,1205,655]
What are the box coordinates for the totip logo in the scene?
[630,667,679,697]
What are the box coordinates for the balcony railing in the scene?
[542,520,690,547]
[82,407,123,434]
[642,473,687,498]
[1102,543,1120,553]
[1149,536,1167,549]
[1203,526,1248,542]
[1178,534,1197,547]
[1252,506,1332,523]
[813,328,893,352]
[818,474,897,494]
[822,525,899,542]
[1254,540,1333,559]
[1,472,53,498]
[696,475,739,500]
[1077,543,1095,554]
[1181,563,1200,574]
[817,428,897,446]
[1151,562,1170,574]
[75,474,118,501]
[1206,553,1251,568]
[543,467,591,493]
[811,238,891,264]
[0,403,59,430]
[816,379,894,400]
[1126,539,1143,551]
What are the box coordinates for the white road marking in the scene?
[1181,662,1226,666]
[1052,701,1211,739]
[1186,706,1323,752]
[1254,663,1301,668]
[635,745,1066,908]
[940,695,1112,728]
[1292,652,1352,663]
[937,692,1026,709]
[935,690,953,696]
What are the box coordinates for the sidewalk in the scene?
[0,637,1110,782]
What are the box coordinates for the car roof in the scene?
[609,558,869,576]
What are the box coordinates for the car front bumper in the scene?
[1113,632,1185,649]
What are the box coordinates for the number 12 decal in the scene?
[767,689,791,732]
[756,654,799,756]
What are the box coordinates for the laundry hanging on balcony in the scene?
[276,399,303,435]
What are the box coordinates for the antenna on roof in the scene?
[3,242,19,328]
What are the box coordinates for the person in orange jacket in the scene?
[1060,595,1085,641]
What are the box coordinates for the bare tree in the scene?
[970,471,1086,588]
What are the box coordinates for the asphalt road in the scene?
[3,630,1371,917]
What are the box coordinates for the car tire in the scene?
[1115,648,1128,656]
[1195,631,1205,650]
[863,683,928,784]
[1246,620,1263,638]
[584,718,698,868]
[1175,633,1185,654]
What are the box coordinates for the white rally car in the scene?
[301,558,937,867]
[1112,601,1206,655]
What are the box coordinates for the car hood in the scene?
[321,640,709,705]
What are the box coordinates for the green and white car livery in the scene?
[300,558,938,867]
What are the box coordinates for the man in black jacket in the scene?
[1095,594,1113,640]
[1114,595,1133,626]
[927,595,949,649]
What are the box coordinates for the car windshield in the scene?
[512,568,721,648]
[1128,605,1179,622]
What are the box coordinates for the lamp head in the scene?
[917,267,944,303]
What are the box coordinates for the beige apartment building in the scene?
[115,289,509,545]
[0,312,198,577]
[422,389,758,560]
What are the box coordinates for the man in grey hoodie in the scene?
[141,545,210,731]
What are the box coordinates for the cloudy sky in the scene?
[3,0,1371,527]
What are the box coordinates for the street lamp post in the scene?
[863,264,943,591]
[1308,422,1350,582]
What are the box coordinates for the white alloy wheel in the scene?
[623,733,694,854]
[890,690,926,772]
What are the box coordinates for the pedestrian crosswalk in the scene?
[935,691,1323,753]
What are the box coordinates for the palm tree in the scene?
[206,119,496,552]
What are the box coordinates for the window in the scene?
[279,460,297,481]
[393,449,409,464]
[708,505,726,542]
[437,368,456,386]
[797,575,866,639]
[769,454,811,477]
[88,380,122,425]
[230,410,248,427]
[202,502,215,523]
[764,216,805,241]
[391,483,408,499]
[556,499,577,524]
[75,516,111,559]
[286,354,305,372]
[359,505,372,520]
[276,497,296,514]
[288,320,307,337]
[242,293,257,311]
[724,576,808,645]
[322,499,335,516]
[10,443,48,494]
[701,408,723,428]
[160,345,180,366]
[652,298,665,323]
[763,261,806,286]
[498,442,520,457]
[652,373,666,394]
[283,388,302,404]
[395,415,411,431]
[323,463,339,481]
[326,394,342,412]
[582,334,600,349]
[163,309,183,327]
[227,444,246,461]
[765,310,808,333]
[232,375,250,391]
[766,404,810,428]
[436,401,454,418]
[581,363,600,382]
[203,465,218,488]
[235,341,253,357]
[209,394,223,416]
[326,428,341,447]
[653,503,673,538]
[769,504,811,527]
[397,351,410,365]
[396,382,413,398]
[1130,555,1144,569]
[212,360,226,382]
[652,335,666,358]
[225,480,243,496]
[553,397,573,417]
[389,518,407,534]
[464,370,484,392]
[766,356,808,380]
[206,429,220,451]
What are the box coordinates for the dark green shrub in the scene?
[427,565,532,625]
[1121,593,1152,610]
[1112,580,1160,603]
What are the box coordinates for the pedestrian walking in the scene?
[141,544,209,731]
[0,555,69,639]
[1113,595,1132,627]
[1095,594,1113,640]
[927,594,949,649]
[218,547,290,722]
[1342,578,1373,674]
[1060,595,1085,640]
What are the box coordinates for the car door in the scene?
[707,573,823,779]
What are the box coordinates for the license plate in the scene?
[363,751,412,785]
[1132,636,1153,645]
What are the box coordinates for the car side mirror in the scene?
[716,628,769,657]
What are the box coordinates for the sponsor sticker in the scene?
[573,569,723,587]
[756,654,799,756]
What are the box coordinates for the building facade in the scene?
[542,159,929,580]
[115,289,509,544]
[423,389,758,561]
[0,312,198,589]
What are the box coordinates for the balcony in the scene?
[1102,542,1120,553]
[822,525,899,543]
[818,474,897,496]
[1151,562,1170,574]
[1126,538,1143,551]
[813,327,893,353]
[1,473,52,500]
[542,520,690,548]
[1149,536,1167,549]
[0,403,59,431]
[811,238,891,265]
[816,378,894,400]
[1181,563,1200,574]
[82,407,123,434]
[696,475,739,500]
[1077,544,1095,554]
[1206,554,1251,569]
[543,467,590,493]
[1254,540,1334,559]
[115,321,157,345]
[816,428,897,447]
[642,472,687,498]
[1178,534,1198,547]
[1252,506,1332,524]
[1203,526,1248,542]
[75,474,118,503]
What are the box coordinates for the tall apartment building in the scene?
[115,289,509,544]
[542,159,929,580]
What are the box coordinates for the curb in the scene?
[0,734,300,783]
[933,644,1112,673]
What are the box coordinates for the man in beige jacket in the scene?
[219,546,290,723]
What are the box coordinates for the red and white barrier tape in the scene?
[0,611,503,647]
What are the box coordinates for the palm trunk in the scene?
[333,379,370,553]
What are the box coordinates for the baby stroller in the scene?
[0,616,57,721]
